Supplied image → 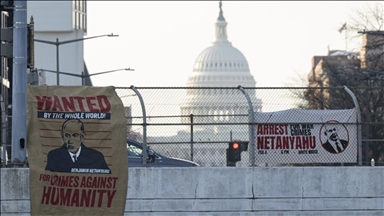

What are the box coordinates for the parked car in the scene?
[127,139,199,167]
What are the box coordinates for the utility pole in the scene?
[11,0,28,165]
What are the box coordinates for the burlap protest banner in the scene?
[27,85,128,215]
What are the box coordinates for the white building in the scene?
[180,1,262,133]
[148,2,263,167]
[27,0,89,86]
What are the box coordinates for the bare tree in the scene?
[348,2,384,32]
[345,2,384,51]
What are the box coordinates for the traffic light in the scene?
[226,141,248,166]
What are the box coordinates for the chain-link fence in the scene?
[1,86,383,167]
[116,86,383,167]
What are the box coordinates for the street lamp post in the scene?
[81,68,135,86]
[34,33,119,85]
[35,68,134,86]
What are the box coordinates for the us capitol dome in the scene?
[180,1,263,133]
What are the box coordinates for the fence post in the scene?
[190,114,194,161]
[343,86,362,166]
[130,85,148,167]
[237,85,256,167]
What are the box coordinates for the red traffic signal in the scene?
[226,141,249,166]
[232,142,239,149]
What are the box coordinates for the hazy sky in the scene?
[84,1,377,88]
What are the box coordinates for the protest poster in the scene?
[27,85,128,215]
[255,109,357,164]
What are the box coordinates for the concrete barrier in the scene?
[1,167,384,215]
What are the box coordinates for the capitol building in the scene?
[180,1,262,134]
[145,2,263,167]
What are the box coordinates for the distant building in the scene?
[147,2,262,167]
[27,0,92,86]
[307,30,384,109]
[359,31,384,69]
[180,1,262,134]
[306,50,359,109]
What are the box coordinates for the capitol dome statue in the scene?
[180,1,262,134]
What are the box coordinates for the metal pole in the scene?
[130,85,147,167]
[343,86,362,165]
[36,69,82,78]
[34,34,120,86]
[87,68,134,76]
[38,68,132,86]
[11,0,28,165]
[190,114,194,161]
[56,38,59,85]
[237,85,256,167]
[364,81,370,165]
[81,71,85,86]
